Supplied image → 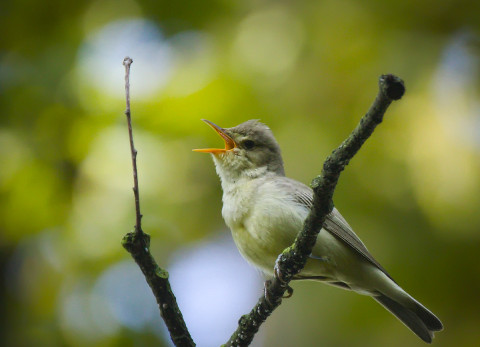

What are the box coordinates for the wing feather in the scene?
[276,177,394,281]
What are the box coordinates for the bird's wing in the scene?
[278,177,394,281]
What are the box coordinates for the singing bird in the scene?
[194,119,443,343]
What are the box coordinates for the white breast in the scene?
[221,176,308,274]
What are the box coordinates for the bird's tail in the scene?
[373,293,443,343]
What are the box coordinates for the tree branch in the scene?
[121,57,196,347]
[123,57,143,235]
[225,74,405,347]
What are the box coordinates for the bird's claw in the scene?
[283,285,294,299]
[274,257,287,284]
[263,279,274,306]
[263,280,294,306]
[263,255,294,305]
[274,255,294,298]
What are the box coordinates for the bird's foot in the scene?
[263,280,294,306]
[263,279,274,306]
[274,257,287,284]
[283,285,293,299]
[272,254,294,298]
[309,254,329,262]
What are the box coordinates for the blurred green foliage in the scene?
[1,0,480,346]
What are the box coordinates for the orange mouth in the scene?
[193,119,237,154]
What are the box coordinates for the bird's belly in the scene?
[230,223,349,281]
[229,224,285,275]
[223,184,305,275]
[230,217,378,292]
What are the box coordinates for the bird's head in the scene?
[194,119,285,182]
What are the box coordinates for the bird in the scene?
[193,119,443,343]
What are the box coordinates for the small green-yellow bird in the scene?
[194,119,443,343]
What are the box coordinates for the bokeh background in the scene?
[1,0,480,346]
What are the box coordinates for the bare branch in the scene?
[123,57,143,235]
[225,74,405,347]
[121,56,196,347]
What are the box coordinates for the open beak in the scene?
[193,119,237,154]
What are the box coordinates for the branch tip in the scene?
[380,74,405,100]
[123,56,133,66]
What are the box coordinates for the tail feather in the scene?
[413,300,444,332]
[373,294,442,343]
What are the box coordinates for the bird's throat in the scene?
[212,156,270,192]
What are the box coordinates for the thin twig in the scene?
[225,74,405,347]
[123,56,143,235]
[121,57,196,347]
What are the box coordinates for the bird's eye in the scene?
[243,139,255,149]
